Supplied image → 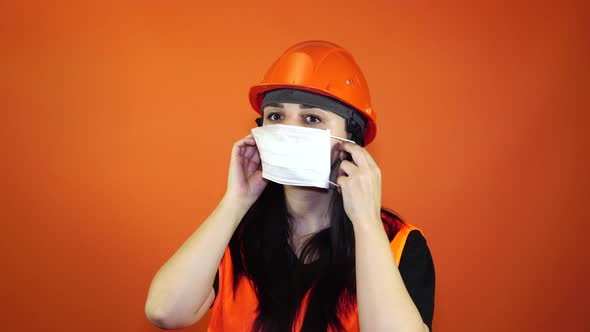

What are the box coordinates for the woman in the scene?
[145,41,435,332]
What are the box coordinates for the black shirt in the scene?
[213,230,435,331]
[398,230,436,331]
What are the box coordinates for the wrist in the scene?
[219,194,253,221]
[351,216,385,237]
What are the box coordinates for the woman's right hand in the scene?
[224,134,268,208]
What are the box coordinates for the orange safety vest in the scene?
[208,222,422,332]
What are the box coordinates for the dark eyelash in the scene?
[266,112,283,119]
[304,114,322,122]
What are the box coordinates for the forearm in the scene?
[354,221,426,332]
[145,195,249,323]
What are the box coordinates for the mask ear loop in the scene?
[330,136,356,144]
[328,180,340,188]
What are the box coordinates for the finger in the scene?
[230,145,246,183]
[234,134,256,157]
[362,147,377,166]
[339,149,347,161]
[339,160,358,176]
[339,142,373,168]
[246,160,260,175]
[235,135,256,148]
[250,147,261,164]
[336,174,348,188]
[243,136,256,146]
[239,138,256,150]
[232,141,244,160]
[242,144,259,160]
[240,152,248,169]
[245,150,261,174]
[234,134,252,150]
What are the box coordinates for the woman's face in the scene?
[262,102,349,167]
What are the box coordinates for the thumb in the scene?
[249,170,269,193]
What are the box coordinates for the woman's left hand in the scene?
[336,142,382,227]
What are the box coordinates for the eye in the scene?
[304,114,322,124]
[266,112,283,121]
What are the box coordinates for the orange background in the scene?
[1,1,588,331]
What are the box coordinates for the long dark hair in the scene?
[228,181,404,332]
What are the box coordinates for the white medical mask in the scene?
[251,124,355,189]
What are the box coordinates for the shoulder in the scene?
[396,228,435,286]
[403,229,428,251]
[399,230,433,268]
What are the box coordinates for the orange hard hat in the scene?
[249,40,377,144]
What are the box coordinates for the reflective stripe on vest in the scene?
[208,222,422,332]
